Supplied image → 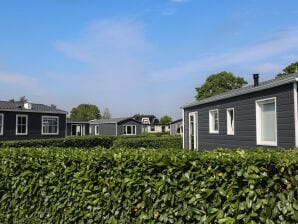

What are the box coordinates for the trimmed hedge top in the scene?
[0,148,298,223]
[0,135,182,149]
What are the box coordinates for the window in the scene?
[16,115,28,135]
[0,113,3,135]
[124,125,136,135]
[42,116,59,135]
[95,125,100,135]
[142,117,150,124]
[227,108,235,135]
[209,109,219,134]
[256,98,277,146]
[189,112,198,150]
[150,126,155,132]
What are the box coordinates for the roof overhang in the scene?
[182,75,298,109]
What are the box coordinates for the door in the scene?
[189,112,198,150]
[71,124,86,136]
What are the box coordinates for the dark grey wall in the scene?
[117,120,142,136]
[98,123,117,136]
[184,84,295,149]
[0,111,66,140]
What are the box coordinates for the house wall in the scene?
[117,120,142,136]
[0,111,66,140]
[184,84,295,149]
[97,123,117,136]
[66,123,90,136]
[170,121,183,135]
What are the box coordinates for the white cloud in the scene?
[149,29,298,81]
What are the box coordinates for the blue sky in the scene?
[0,0,298,119]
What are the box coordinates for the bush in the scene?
[1,148,298,223]
[112,136,182,149]
[1,136,115,148]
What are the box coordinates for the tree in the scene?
[160,115,172,124]
[70,104,101,121]
[276,61,298,78]
[195,71,247,100]
[102,108,111,119]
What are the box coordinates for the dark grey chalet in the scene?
[89,118,142,136]
[0,101,67,140]
[182,73,298,149]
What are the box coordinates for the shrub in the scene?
[112,136,182,149]
[1,136,115,148]
[0,148,298,223]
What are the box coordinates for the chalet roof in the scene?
[89,117,141,124]
[182,73,298,109]
[0,101,67,114]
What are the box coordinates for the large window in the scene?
[16,115,28,135]
[256,98,277,146]
[0,113,3,135]
[150,126,155,132]
[209,109,219,134]
[124,125,136,135]
[42,116,59,135]
[227,108,235,135]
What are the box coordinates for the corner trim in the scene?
[294,82,298,147]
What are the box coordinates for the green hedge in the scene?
[0,148,298,223]
[112,136,182,149]
[0,136,115,148]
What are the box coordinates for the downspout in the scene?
[294,82,298,147]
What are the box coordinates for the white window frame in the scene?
[41,116,59,135]
[0,113,3,135]
[227,108,235,135]
[124,125,136,135]
[142,117,150,124]
[256,97,277,146]
[189,112,198,150]
[16,114,28,135]
[209,109,219,134]
[95,125,100,135]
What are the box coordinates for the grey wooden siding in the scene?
[98,123,117,136]
[117,120,142,136]
[184,84,295,149]
[0,111,66,140]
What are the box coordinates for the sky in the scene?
[0,0,298,119]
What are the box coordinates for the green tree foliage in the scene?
[70,104,101,121]
[160,115,172,124]
[195,71,247,100]
[102,108,111,119]
[276,61,298,78]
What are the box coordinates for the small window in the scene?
[150,126,155,132]
[256,98,277,146]
[16,115,28,135]
[209,109,219,134]
[142,118,150,124]
[42,116,59,135]
[124,125,136,135]
[227,108,235,135]
[0,113,3,135]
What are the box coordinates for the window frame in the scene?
[123,125,137,135]
[209,109,219,134]
[256,97,277,146]
[0,113,3,135]
[227,108,235,135]
[189,111,198,150]
[16,114,28,135]
[41,116,59,135]
[95,125,100,135]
